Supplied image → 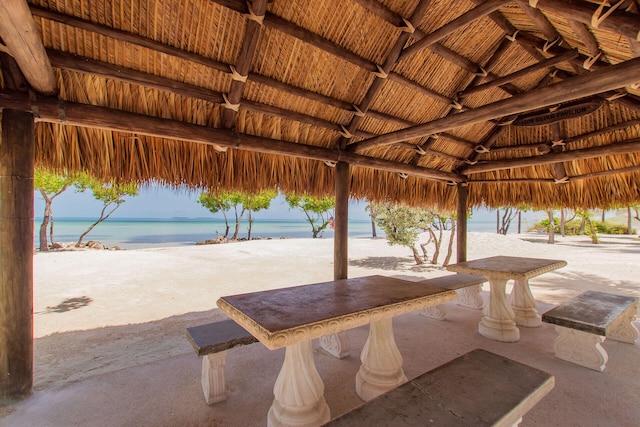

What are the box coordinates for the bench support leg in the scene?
[457,284,484,309]
[480,278,520,342]
[510,279,542,327]
[356,318,407,401]
[319,332,351,358]
[268,341,330,427]
[608,302,639,344]
[202,352,228,404]
[418,304,447,320]
[553,326,608,372]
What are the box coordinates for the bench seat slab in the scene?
[418,274,486,320]
[325,349,554,426]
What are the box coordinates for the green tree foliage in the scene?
[199,189,277,239]
[198,191,233,237]
[74,173,138,246]
[34,168,78,251]
[243,189,278,240]
[285,193,335,238]
[371,202,430,264]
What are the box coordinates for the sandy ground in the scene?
[1,231,639,425]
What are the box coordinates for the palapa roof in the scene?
[1,0,640,210]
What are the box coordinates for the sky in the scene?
[33,183,539,224]
[32,185,374,220]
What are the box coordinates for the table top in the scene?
[217,275,457,349]
[446,256,567,280]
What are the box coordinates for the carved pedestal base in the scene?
[202,352,228,404]
[319,332,351,358]
[418,304,447,320]
[553,326,608,372]
[608,302,639,344]
[479,278,520,342]
[268,341,330,427]
[355,319,407,401]
[457,284,484,309]
[510,279,542,327]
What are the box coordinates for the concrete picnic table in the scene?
[217,274,456,427]
[447,256,567,342]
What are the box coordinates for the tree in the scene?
[285,193,335,238]
[371,202,430,264]
[496,207,519,235]
[74,174,138,246]
[242,189,277,239]
[34,168,77,251]
[198,191,233,237]
[577,209,599,244]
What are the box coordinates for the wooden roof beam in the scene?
[349,56,640,153]
[0,90,462,183]
[399,0,512,61]
[0,0,56,95]
[459,137,640,175]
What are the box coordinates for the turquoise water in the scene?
[33,217,529,249]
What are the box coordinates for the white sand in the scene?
[30,232,639,392]
[0,231,637,425]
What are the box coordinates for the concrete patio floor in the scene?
[1,294,638,427]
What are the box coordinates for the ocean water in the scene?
[32,217,533,250]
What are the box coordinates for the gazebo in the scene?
[1,0,639,400]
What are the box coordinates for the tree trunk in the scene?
[247,210,253,240]
[370,215,377,238]
[443,216,456,266]
[627,206,633,235]
[547,210,555,244]
[411,246,424,265]
[496,209,500,233]
[586,216,600,244]
[560,209,566,237]
[49,216,56,246]
[76,201,119,246]
[428,228,440,264]
[38,190,52,251]
[232,207,245,240]
[517,211,521,234]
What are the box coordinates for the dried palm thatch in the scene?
[1,0,640,211]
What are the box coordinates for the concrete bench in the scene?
[324,348,554,426]
[542,290,639,371]
[418,273,486,320]
[186,319,258,404]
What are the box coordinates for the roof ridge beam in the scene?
[349,56,640,153]
[0,0,56,94]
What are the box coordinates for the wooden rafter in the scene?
[0,90,463,183]
[221,0,268,130]
[459,137,640,175]
[0,0,56,94]
[333,0,432,149]
[349,57,640,153]
[399,0,512,61]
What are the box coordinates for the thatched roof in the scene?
[1,0,640,210]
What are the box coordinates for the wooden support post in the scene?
[334,162,349,280]
[456,183,468,263]
[0,109,35,401]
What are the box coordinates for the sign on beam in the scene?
[513,101,602,127]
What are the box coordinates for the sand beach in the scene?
[2,231,639,426]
